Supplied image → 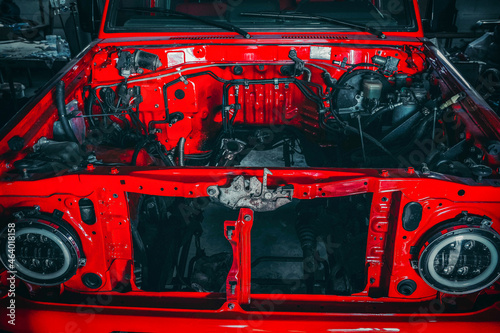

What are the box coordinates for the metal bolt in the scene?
[228,303,235,310]
[464,241,474,250]
[244,214,252,222]
[481,219,493,228]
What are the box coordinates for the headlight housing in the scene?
[0,214,83,286]
[418,227,500,294]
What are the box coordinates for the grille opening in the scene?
[250,195,371,295]
[130,193,370,300]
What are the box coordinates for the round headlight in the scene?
[0,216,83,286]
[418,227,500,294]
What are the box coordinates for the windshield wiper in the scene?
[240,11,386,39]
[121,8,251,39]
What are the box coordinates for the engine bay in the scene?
[8,43,498,178]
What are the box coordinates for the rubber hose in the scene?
[55,81,78,143]
[178,137,186,167]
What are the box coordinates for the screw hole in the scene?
[458,189,465,196]
[403,236,407,240]
[92,231,96,235]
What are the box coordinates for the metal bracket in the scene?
[440,92,467,110]
[224,208,253,305]
[78,258,87,267]
[179,75,188,85]
[207,168,294,212]
[288,49,305,77]
[480,218,494,229]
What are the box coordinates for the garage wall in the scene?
[455,0,500,31]
[15,1,47,25]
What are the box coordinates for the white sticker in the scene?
[310,47,331,60]
[167,52,185,67]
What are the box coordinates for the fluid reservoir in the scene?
[363,77,383,100]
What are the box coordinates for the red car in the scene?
[1,0,499,332]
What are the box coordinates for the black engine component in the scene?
[191,253,232,293]
[296,202,319,274]
[13,138,85,174]
[116,50,162,78]
[371,55,400,75]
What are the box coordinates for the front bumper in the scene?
[1,297,499,333]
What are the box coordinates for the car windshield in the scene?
[104,0,418,34]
